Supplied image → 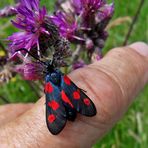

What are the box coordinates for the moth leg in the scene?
[79,88,87,93]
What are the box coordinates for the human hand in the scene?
[0,42,148,148]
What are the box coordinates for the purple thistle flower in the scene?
[50,11,78,41]
[55,0,114,63]
[0,4,18,17]
[70,0,114,28]
[15,62,44,80]
[5,0,114,80]
[97,3,114,22]
[71,0,106,13]
[72,60,86,70]
[7,0,49,59]
[55,0,66,10]
[8,32,39,59]
[70,0,82,15]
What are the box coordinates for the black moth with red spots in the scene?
[15,49,96,135]
[45,69,97,135]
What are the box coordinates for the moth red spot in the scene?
[48,114,56,123]
[83,98,90,106]
[73,91,80,100]
[61,90,74,108]
[48,100,59,110]
[45,82,53,93]
[64,75,71,85]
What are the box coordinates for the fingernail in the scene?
[129,42,148,57]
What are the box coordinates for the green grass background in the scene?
[0,0,148,147]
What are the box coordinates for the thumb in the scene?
[0,42,148,148]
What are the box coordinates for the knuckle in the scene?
[96,47,147,103]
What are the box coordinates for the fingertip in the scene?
[129,42,148,57]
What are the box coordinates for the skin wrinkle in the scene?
[98,48,147,103]
[126,47,148,83]
[77,69,114,126]
[86,64,125,116]
[99,60,132,100]
[86,66,124,115]
[90,64,128,109]
[107,47,147,82]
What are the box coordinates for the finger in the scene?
[0,103,33,126]
[0,42,147,148]
[130,42,148,57]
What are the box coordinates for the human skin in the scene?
[0,42,147,148]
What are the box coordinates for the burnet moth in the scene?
[16,46,96,135]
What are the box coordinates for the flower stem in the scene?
[0,41,5,51]
[0,95,10,104]
[72,45,81,63]
[123,0,145,45]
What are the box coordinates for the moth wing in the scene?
[45,81,67,135]
[61,75,96,116]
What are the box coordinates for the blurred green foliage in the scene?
[0,0,147,147]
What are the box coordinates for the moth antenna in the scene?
[15,48,46,65]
